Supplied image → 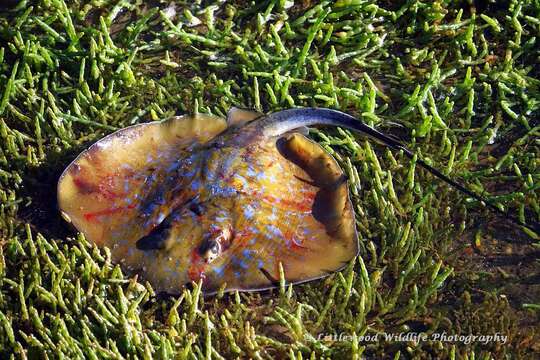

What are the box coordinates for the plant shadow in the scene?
[17,141,95,240]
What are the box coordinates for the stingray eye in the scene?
[201,240,221,263]
[199,223,233,263]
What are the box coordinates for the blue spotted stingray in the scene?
[57,107,531,294]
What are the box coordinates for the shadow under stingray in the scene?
[17,141,96,241]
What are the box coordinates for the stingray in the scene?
[57,107,534,294]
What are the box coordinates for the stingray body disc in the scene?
[58,112,359,294]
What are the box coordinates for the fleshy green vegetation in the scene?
[0,0,539,358]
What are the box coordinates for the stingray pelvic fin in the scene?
[279,133,356,241]
[264,108,540,234]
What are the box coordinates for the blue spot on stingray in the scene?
[213,265,225,277]
[183,167,197,178]
[191,179,201,191]
[234,271,241,278]
[172,212,182,221]
[124,180,130,193]
[153,192,166,205]
[257,259,264,268]
[215,216,227,223]
[239,259,249,269]
[221,154,236,172]
[141,201,159,217]
[244,205,255,219]
[246,167,256,177]
[145,173,158,186]
[266,225,283,237]
[167,161,181,172]
[208,183,236,197]
[242,249,253,259]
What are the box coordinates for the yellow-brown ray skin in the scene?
[134,129,358,293]
[57,115,227,265]
[58,114,358,294]
[194,132,357,293]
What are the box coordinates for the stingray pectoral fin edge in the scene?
[57,113,227,248]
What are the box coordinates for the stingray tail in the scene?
[264,108,539,234]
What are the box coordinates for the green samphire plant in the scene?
[0,1,538,358]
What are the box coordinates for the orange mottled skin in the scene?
[58,113,357,294]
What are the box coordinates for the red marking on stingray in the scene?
[209,225,226,237]
[73,175,127,200]
[283,229,308,252]
[290,237,308,251]
[97,174,125,200]
[98,187,121,200]
[73,177,99,194]
[188,249,206,283]
[83,204,135,222]
[260,193,313,212]
[240,144,257,162]
[234,229,255,248]
[233,177,316,212]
